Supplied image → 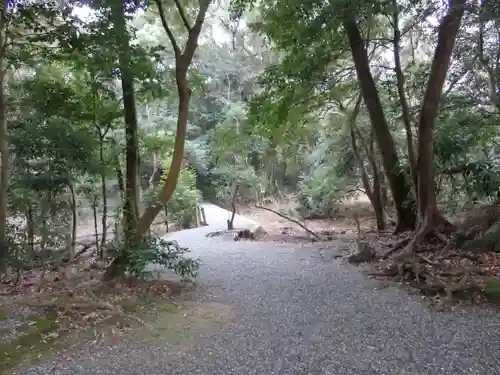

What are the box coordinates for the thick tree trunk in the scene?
[103,0,142,279]
[415,0,465,232]
[344,19,415,232]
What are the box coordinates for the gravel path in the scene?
[18,207,500,375]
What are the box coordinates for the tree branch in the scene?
[174,0,192,32]
[477,7,500,110]
[348,95,374,200]
[401,6,434,37]
[254,205,323,240]
[182,0,211,66]
[155,0,181,57]
[392,0,417,194]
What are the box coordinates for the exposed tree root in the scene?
[367,208,500,308]
[382,237,411,258]
[394,221,450,262]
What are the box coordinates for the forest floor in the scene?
[241,195,500,310]
[7,202,500,374]
[240,194,376,243]
[3,198,500,374]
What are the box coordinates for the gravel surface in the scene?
[18,225,500,375]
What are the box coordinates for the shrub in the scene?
[297,165,350,219]
[163,161,202,229]
[107,234,200,281]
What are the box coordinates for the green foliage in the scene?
[297,165,351,219]
[6,0,500,285]
[162,158,202,229]
[108,235,200,281]
[210,100,263,203]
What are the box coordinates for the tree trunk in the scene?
[27,207,34,255]
[415,0,466,231]
[477,4,500,111]
[92,195,99,254]
[112,0,139,239]
[105,0,210,280]
[0,0,8,272]
[99,143,108,248]
[113,145,125,196]
[348,97,386,231]
[344,19,415,232]
[135,73,191,236]
[68,179,77,261]
[103,1,141,280]
[163,204,169,232]
[392,0,417,195]
[228,183,239,230]
[367,131,386,231]
[380,165,389,210]
[106,143,125,278]
[134,0,210,237]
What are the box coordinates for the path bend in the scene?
[19,204,500,375]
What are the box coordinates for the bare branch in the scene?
[392,0,417,192]
[155,0,181,57]
[401,6,434,37]
[183,0,211,65]
[254,205,323,240]
[174,0,192,32]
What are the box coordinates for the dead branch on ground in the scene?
[254,205,323,240]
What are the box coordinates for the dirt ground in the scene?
[239,195,380,243]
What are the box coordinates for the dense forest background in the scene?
[0,0,499,285]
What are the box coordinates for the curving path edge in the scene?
[19,203,500,375]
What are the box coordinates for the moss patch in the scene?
[0,312,65,375]
[484,277,500,298]
[0,309,9,321]
[0,296,188,374]
[131,302,235,347]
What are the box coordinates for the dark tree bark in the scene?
[415,0,466,235]
[344,19,416,232]
[99,143,108,250]
[367,130,386,231]
[103,0,142,279]
[111,0,140,239]
[392,0,418,195]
